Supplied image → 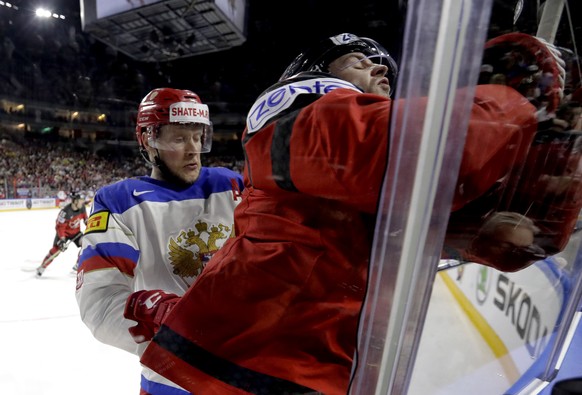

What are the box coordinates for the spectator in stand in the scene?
[0,133,241,199]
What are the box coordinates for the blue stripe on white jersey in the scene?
[141,375,191,395]
[81,242,140,262]
[76,165,243,395]
[92,167,241,215]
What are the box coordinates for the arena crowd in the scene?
[0,131,243,200]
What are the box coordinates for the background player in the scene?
[36,192,87,277]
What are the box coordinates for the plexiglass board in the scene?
[353,0,582,394]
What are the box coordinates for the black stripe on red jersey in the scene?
[271,111,299,192]
[242,93,321,190]
[153,325,320,395]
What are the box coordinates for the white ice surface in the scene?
[408,273,510,395]
[0,208,141,395]
[1,208,508,395]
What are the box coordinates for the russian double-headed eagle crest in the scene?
[168,220,233,278]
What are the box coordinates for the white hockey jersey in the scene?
[75,167,243,395]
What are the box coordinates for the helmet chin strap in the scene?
[153,152,169,173]
[140,133,167,170]
[139,146,154,166]
[139,145,167,172]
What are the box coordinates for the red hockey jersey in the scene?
[55,203,88,239]
[140,78,537,394]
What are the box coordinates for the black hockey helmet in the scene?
[280,33,398,85]
[70,192,82,201]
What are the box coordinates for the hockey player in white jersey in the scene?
[75,87,244,395]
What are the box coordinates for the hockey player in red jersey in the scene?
[36,192,87,277]
[136,32,566,395]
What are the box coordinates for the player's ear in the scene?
[141,130,152,149]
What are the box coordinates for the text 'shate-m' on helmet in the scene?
[135,87,213,153]
[279,32,398,85]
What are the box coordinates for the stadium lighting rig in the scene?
[0,2,66,20]
[35,7,65,19]
[0,1,19,10]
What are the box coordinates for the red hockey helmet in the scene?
[136,88,212,153]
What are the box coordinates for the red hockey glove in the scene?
[124,290,180,343]
[483,32,566,112]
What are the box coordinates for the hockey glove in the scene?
[471,241,547,272]
[124,290,180,343]
[483,32,566,112]
[466,211,548,273]
[57,238,68,251]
